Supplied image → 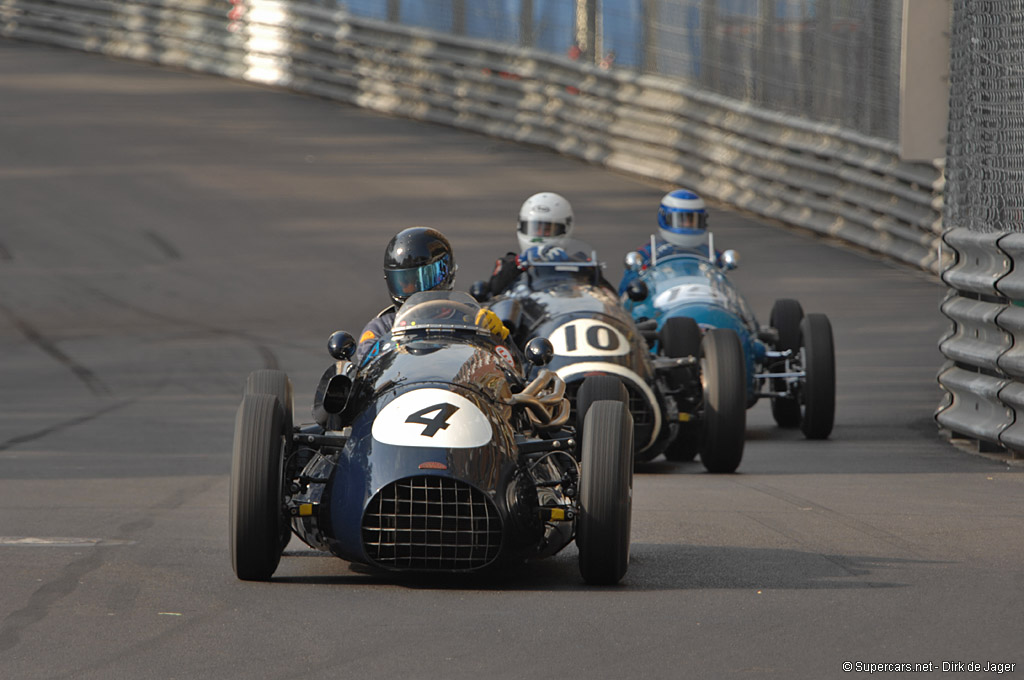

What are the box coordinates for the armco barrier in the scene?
[937,228,1024,458]
[19,0,1017,455]
[0,0,947,273]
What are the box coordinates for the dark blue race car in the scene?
[620,250,835,443]
[230,291,634,585]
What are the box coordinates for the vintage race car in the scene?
[620,248,835,442]
[230,291,634,585]
[475,243,747,473]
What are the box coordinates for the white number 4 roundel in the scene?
[371,388,493,448]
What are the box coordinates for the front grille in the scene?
[362,476,503,571]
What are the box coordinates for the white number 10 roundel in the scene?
[548,319,629,357]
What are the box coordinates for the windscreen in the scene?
[392,291,486,335]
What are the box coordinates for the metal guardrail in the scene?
[0,0,947,274]
[937,227,1024,457]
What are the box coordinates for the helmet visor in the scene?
[519,220,568,239]
[659,208,707,233]
[385,256,453,301]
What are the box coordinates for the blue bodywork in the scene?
[621,253,766,403]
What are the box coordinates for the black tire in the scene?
[245,369,294,436]
[575,375,628,438]
[699,329,746,474]
[659,317,702,462]
[660,316,701,359]
[230,393,287,581]
[769,299,803,428]
[799,314,836,440]
[244,369,295,550]
[577,400,634,585]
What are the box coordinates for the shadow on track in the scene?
[265,544,936,592]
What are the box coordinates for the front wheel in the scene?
[660,316,701,360]
[244,369,294,550]
[699,329,746,474]
[575,375,628,438]
[577,400,634,585]
[660,317,702,462]
[245,369,295,437]
[800,314,836,440]
[230,393,287,581]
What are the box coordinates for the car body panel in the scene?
[623,253,765,401]
[487,254,671,458]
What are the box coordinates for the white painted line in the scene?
[0,536,135,547]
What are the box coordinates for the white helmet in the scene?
[517,192,574,252]
[657,189,708,247]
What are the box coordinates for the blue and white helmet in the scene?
[657,189,708,247]
[517,192,574,252]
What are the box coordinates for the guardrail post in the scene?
[756,0,776,107]
[641,0,657,72]
[520,0,533,48]
[575,0,597,63]
[701,0,719,88]
[452,0,465,36]
[813,0,833,120]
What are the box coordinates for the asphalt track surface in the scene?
[1,40,1021,680]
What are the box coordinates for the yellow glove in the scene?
[475,308,510,340]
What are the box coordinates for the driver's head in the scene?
[383,227,456,307]
[517,192,574,252]
[657,189,708,247]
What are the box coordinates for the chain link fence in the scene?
[937,0,1024,457]
[332,0,903,142]
[944,0,1024,235]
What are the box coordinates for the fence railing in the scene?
[937,228,1024,457]
[0,0,947,274]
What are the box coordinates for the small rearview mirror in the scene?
[626,279,649,302]
[327,331,356,360]
[721,250,740,271]
[624,251,644,272]
[524,337,555,366]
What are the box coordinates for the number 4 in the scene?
[406,403,460,437]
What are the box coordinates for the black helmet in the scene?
[383,227,456,306]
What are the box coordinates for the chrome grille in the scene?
[362,476,503,571]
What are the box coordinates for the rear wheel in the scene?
[230,393,287,581]
[800,314,836,439]
[577,400,634,585]
[699,329,746,474]
[659,316,701,360]
[660,317,701,462]
[769,299,803,428]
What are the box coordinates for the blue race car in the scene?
[620,249,835,451]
